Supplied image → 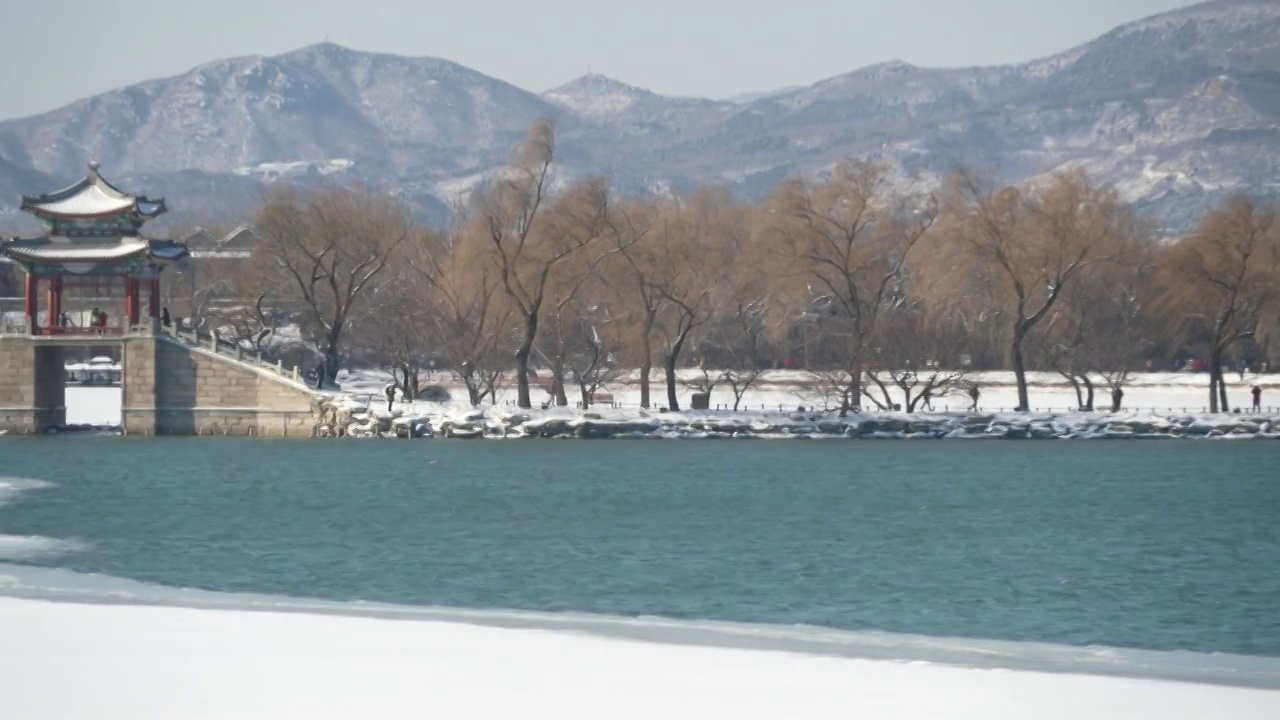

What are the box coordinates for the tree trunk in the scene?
[399,364,415,401]
[463,371,481,407]
[664,353,680,411]
[1011,330,1030,411]
[550,357,569,406]
[324,324,344,386]
[515,313,538,409]
[638,311,656,409]
[1083,377,1094,412]
[639,354,652,409]
[1068,374,1083,410]
[1209,351,1222,413]
[665,323,698,411]
[579,384,591,409]
[1218,363,1230,412]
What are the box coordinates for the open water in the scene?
[1,437,1278,667]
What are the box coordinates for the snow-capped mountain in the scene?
[1,0,1277,233]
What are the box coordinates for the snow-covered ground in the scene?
[1,596,1277,720]
[64,386,121,426]
[340,368,1280,415]
[321,369,1280,440]
[50,371,1280,439]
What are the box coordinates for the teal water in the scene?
[1,437,1278,658]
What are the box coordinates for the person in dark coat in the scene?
[161,307,171,328]
[1252,385,1263,412]
[967,384,980,412]
[384,383,397,413]
[921,386,934,411]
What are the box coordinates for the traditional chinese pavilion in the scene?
[0,162,188,335]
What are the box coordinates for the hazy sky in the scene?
[1,0,1197,120]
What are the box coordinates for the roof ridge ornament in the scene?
[87,161,102,183]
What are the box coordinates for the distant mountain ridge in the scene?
[1,0,1278,234]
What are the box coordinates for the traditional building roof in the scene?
[0,236,189,265]
[20,162,167,221]
[179,227,218,250]
[219,225,261,250]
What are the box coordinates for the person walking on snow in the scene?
[967,384,980,412]
[921,387,934,411]
[1252,385,1262,412]
[384,383,397,413]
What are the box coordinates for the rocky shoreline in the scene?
[318,401,1280,440]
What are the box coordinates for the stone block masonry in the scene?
[0,338,64,433]
[0,338,37,409]
[2,333,320,436]
[143,336,320,436]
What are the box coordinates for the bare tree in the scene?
[700,296,772,410]
[357,246,439,400]
[608,200,664,408]
[477,121,611,408]
[864,299,968,412]
[950,169,1123,411]
[255,186,411,386]
[761,161,935,416]
[403,222,514,407]
[648,190,739,411]
[564,302,626,408]
[1160,196,1280,412]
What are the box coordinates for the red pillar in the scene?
[123,276,136,327]
[46,275,61,330]
[25,274,37,333]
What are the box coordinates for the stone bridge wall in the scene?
[0,338,64,433]
[1,333,319,436]
[123,336,320,436]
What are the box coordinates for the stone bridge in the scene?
[0,323,322,436]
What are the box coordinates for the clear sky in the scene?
[0,0,1198,121]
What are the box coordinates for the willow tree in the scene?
[950,169,1125,412]
[474,121,610,408]
[404,225,514,404]
[647,189,743,411]
[606,199,663,408]
[255,186,411,386]
[760,161,935,416]
[1160,196,1279,412]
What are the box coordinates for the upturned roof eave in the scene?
[17,163,167,221]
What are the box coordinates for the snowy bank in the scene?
[2,596,1278,720]
[310,369,1280,440]
[317,397,1280,441]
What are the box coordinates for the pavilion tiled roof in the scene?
[20,162,167,220]
[0,237,149,262]
[0,236,189,264]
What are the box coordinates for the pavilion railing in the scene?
[0,321,144,338]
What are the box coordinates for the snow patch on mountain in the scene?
[233,159,354,179]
